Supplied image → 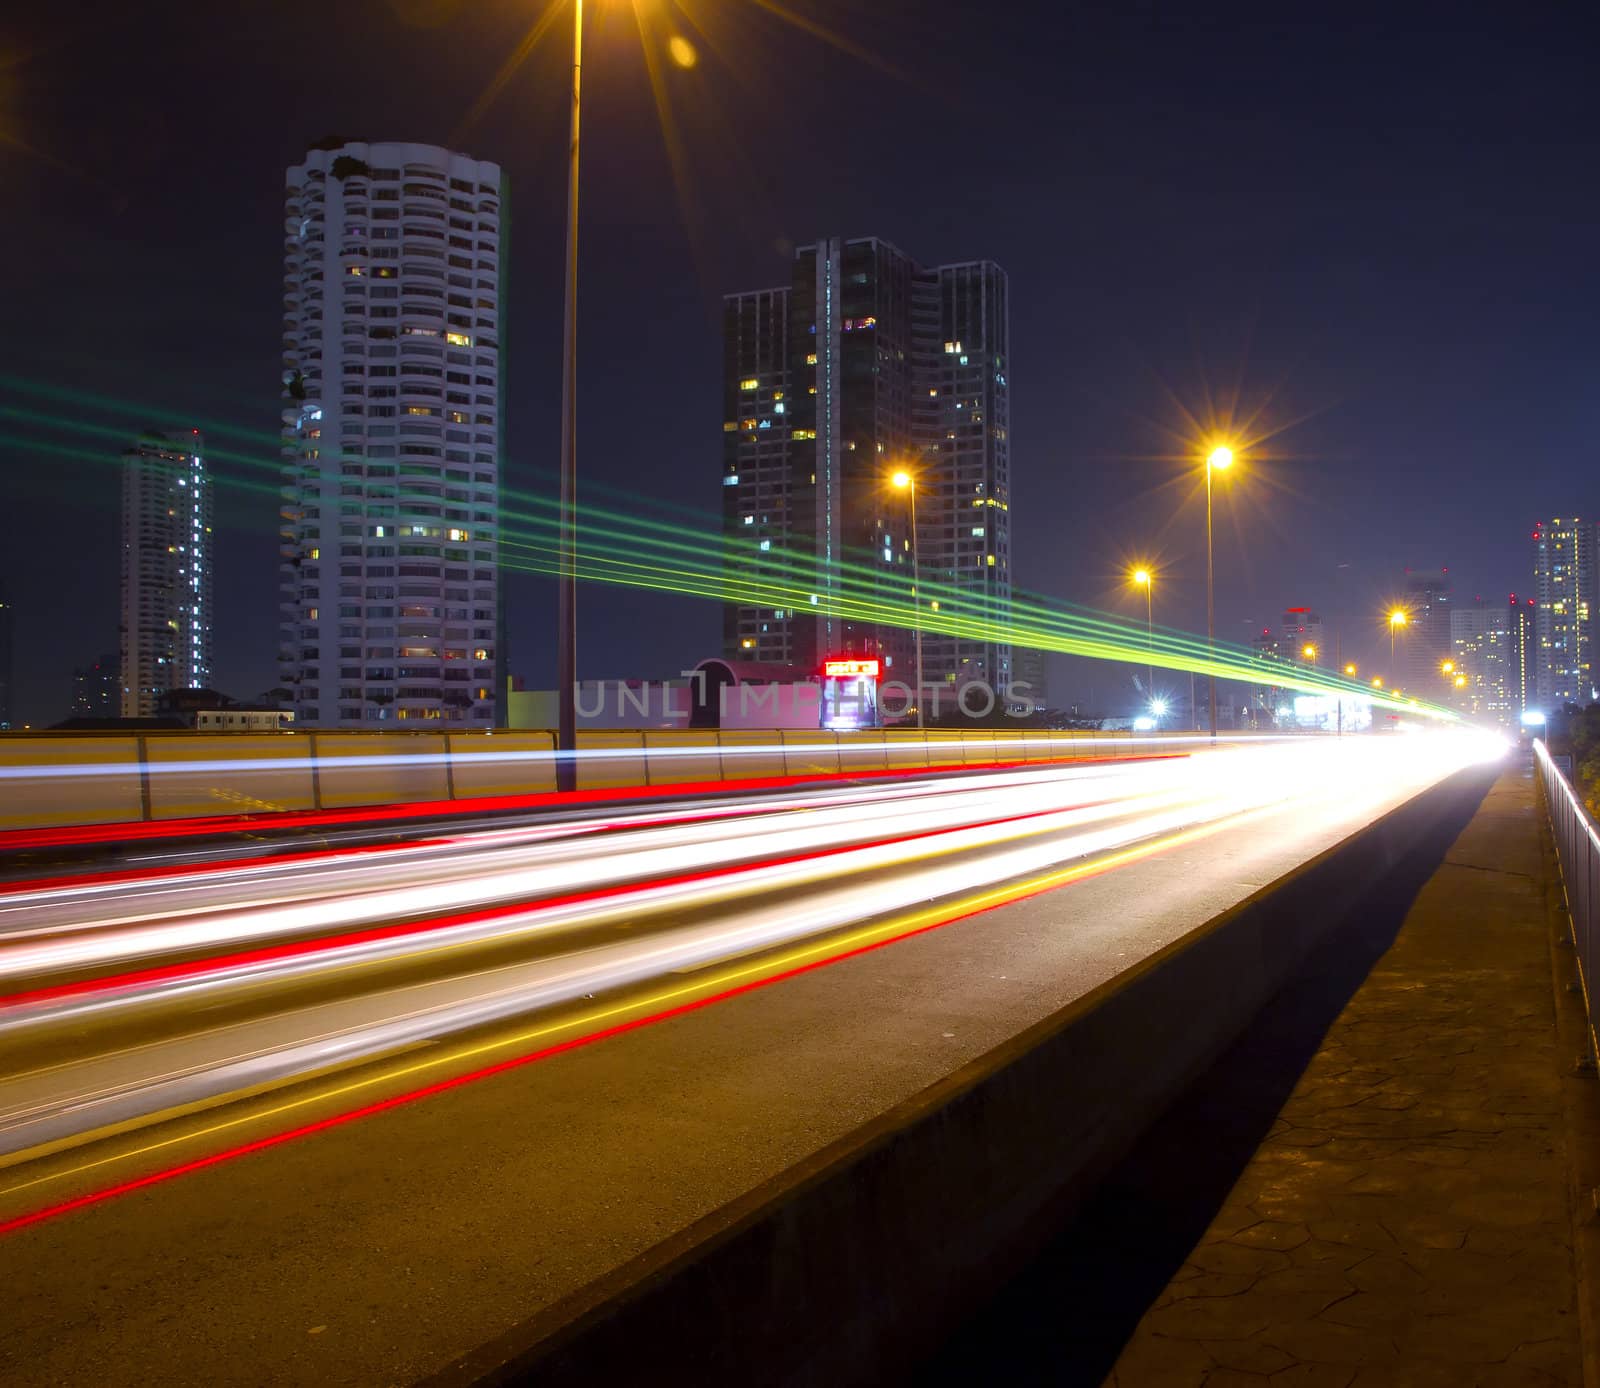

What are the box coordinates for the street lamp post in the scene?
[1205,446,1234,739]
[892,470,923,729]
[554,0,584,792]
[1132,568,1153,707]
[1388,608,1407,683]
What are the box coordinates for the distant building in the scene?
[1011,646,1048,709]
[121,429,213,718]
[1400,569,1451,692]
[1450,602,1512,727]
[1508,593,1536,718]
[722,237,1012,702]
[71,654,121,719]
[279,140,505,728]
[1532,518,1595,709]
[1279,607,1325,664]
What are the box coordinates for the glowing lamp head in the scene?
[1389,609,1407,627]
[1132,568,1150,586]
[1454,675,1467,688]
[1371,677,1384,688]
[1344,663,1357,675]
[891,470,912,490]
[1150,698,1169,718]
[1302,644,1317,660]
[1441,660,1455,673]
[1207,445,1234,470]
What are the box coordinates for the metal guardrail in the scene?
[1534,738,1600,1065]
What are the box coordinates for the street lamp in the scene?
[1302,643,1317,663]
[1205,444,1234,739]
[554,0,586,792]
[1388,608,1407,679]
[1344,662,1358,676]
[1441,659,1455,675]
[1371,676,1384,688]
[1131,567,1154,709]
[892,469,923,729]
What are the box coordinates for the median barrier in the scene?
[0,737,144,830]
[448,733,557,800]
[314,733,450,808]
[0,725,1216,834]
[145,734,316,819]
[424,762,1496,1388]
[641,731,723,786]
[779,731,841,778]
[572,731,647,790]
[706,730,786,782]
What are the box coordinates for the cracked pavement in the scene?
[1105,765,1584,1387]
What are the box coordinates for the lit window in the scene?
[723,474,739,486]
[805,353,818,366]
[473,647,490,660]
[987,554,996,566]
[759,539,771,551]
[742,515,754,525]
[347,265,364,276]
[739,377,758,391]
[741,638,755,649]
[445,331,472,347]
[774,403,785,414]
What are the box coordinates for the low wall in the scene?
[422,762,1495,1388]
[0,727,1178,834]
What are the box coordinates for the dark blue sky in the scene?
[2,0,1595,723]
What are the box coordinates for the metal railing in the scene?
[1535,738,1600,1064]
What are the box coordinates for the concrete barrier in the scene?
[145,734,317,819]
[0,725,1221,835]
[423,763,1495,1388]
[314,733,450,808]
[573,731,647,790]
[0,737,145,829]
[448,733,557,799]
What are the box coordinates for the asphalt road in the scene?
[0,733,1500,1386]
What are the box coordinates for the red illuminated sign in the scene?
[822,657,881,680]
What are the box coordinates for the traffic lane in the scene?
[0,758,1173,956]
[0,761,1483,1388]
[0,783,1231,1158]
[0,747,1190,880]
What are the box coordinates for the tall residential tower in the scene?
[120,430,212,718]
[721,238,1012,706]
[279,140,505,727]
[1532,518,1595,710]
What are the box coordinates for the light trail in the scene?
[0,731,1503,1235]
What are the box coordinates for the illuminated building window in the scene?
[806,353,818,366]
[739,377,759,390]
[445,331,472,347]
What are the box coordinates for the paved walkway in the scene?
[1106,764,1586,1387]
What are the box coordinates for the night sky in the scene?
[3,0,1596,725]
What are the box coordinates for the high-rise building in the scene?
[1508,592,1536,718]
[1279,607,1325,663]
[71,654,121,719]
[1450,601,1512,726]
[722,238,1012,707]
[121,429,212,718]
[1399,569,1451,692]
[279,140,504,727]
[1532,518,1595,710]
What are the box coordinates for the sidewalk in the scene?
[1106,763,1585,1387]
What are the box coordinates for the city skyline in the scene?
[1,4,1595,724]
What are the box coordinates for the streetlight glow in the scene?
[1344,663,1358,676]
[1302,643,1317,660]
[1389,609,1408,627]
[1132,568,1150,586]
[891,470,912,489]
[1207,445,1234,470]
